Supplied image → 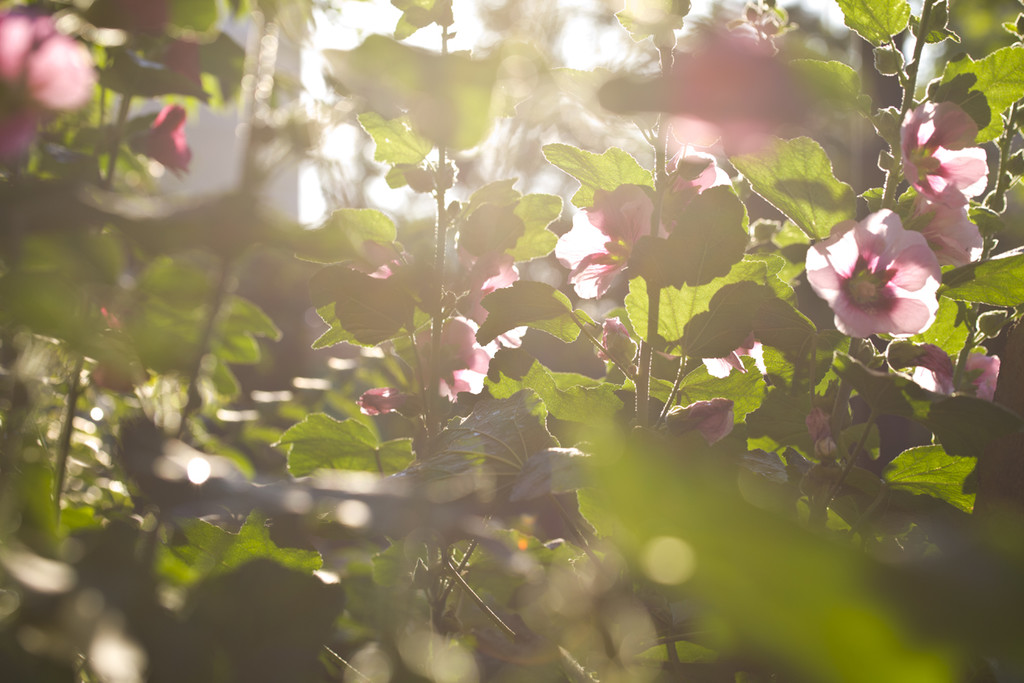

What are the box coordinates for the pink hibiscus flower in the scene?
[702,332,766,378]
[555,184,654,299]
[0,8,95,160]
[911,350,1000,401]
[667,398,735,445]
[805,210,941,338]
[145,104,191,175]
[901,102,988,206]
[910,195,982,267]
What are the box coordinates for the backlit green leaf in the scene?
[942,251,1024,306]
[941,46,1024,143]
[542,144,653,207]
[731,137,855,240]
[275,413,413,476]
[295,208,398,265]
[833,0,911,46]
[883,445,976,513]
[357,112,433,166]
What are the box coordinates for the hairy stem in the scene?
[985,100,1021,214]
[53,355,85,521]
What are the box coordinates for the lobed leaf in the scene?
[542,144,653,207]
[883,445,976,513]
[833,0,911,46]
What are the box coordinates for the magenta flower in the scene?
[901,102,988,206]
[0,9,95,160]
[145,104,191,175]
[702,332,766,378]
[358,387,410,416]
[667,398,735,445]
[555,184,654,299]
[911,350,999,401]
[805,210,941,338]
[910,196,982,267]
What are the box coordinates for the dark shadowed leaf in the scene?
[100,48,208,100]
[510,448,589,501]
[477,280,580,344]
[309,266,415,347]
[295,208,398,265]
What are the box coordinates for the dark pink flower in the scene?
[667,398,735,445]
[0,9,95,160]
[358,387,410,416]
[702,333,765,378]
[598,316,636,363]
[805,210,941,338]
[145,104,191,175]
[555,184,654,299]
[901,102,988,206]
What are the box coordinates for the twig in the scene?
[444,558,517,640]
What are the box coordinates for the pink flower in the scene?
[805,210,941,338]
[910,196,982,267]
[358,387,410,416]
[912,350,999,401]
[419,317,494,400]
[702,333,766,378]
[145,104,191,175]
[667,30,806,154]
[663,149,731,222]
[905,343,956,395]
[901,102,988,206]
[555,184,654,299]
[598,316,636,363]
[0,9,95,160]
[460,251,524,348]
[667,398,735,445]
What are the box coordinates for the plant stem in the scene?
[985,100,1021,213]
[103,94,132,189]
[951,302,977,389]
[53,355,85,522]
[573,315,638,382]
[881,0,935,209]
[823,409,878,511]
[323,645,371,682]
[636,45,673,428]
[177,259,233,438]
[444,558,518,640]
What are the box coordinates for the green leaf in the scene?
[792,59,872,114]
[213,296,282,365]
[428,390,557,476]
[542,144,653,207]
[487,359,623,424]
[883,445,976,513]
[510,194,562,262]
[161,511,322,586]
[459,203,526,257]
[909,296,968,358]
[510,448,589,501]
[170,0,219,32]
[941,46,1024,143]
[275,413,413,476]
[731,137,855,240]
[325,35,498,149]
[833,0,911,46]
[616,0,689,43]
[357,112,433,166]
[631,186,748,288]
[941,251,1024,306]
[309,266,415,347]
[295,208,398,265]
[100,48,208,100]
[833,354,1024,458]
[391,0,452,39]
[746,389,815,456]
[477,281,580,344]
[674,356,767,421]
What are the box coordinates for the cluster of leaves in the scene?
[5,0,1024,682]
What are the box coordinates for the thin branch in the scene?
[444,559,517,641]
[53,355,85,522]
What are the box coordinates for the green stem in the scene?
[444,558,517,640]
[984,100,1021,213]
[53,355,85,522]
[177,259,233,438]
[103,94,132,189]
[880,0,936,209]
[823,409,878,511]
[635,45,673,428]
[426,25,452,444]
[951,303,977,390]
[656,355,692,427]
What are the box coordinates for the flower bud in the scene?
[599,317,637,364]
[667,398,734,445]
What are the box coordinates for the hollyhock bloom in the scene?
[0,9,95,160]
[912,350,999,401]
[419,317,494,400]
[901,102,988,206]
[805,210,941,338]
[910,196,982,267]
[597,317,636,363]
[460,251,524,348]
[903,343,956,395]
[145,104,191,175]
[663,149,731,224]
[667,398,735,445]
[702,332,766,378]
[667,30,807,154]
[358,387,410,416]
[555,184,654,299]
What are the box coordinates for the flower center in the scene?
[909,145,941,179]
[844,259,895,309]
